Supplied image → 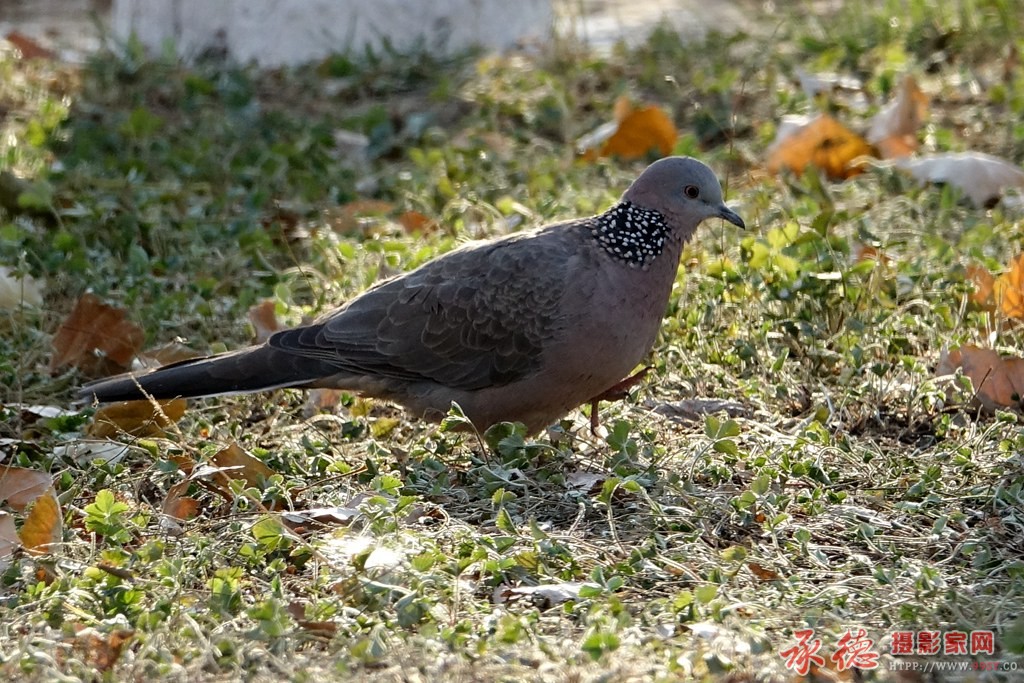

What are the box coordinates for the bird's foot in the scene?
[587,366,653,434]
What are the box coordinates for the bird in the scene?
[79,156,745,434]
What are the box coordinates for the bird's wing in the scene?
[268,225,585,391]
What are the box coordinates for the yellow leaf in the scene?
[87,398,187,439]
[20,490,62,555]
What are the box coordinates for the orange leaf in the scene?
[70,626,134,672]
[0,466,54,510]
[938,345,1024,410]
[210,442,275,490]
[596,105,678,160]
[967,264,996,308]
[852,243,891,266]
[397,210,437,234]
[747,562,782,581]
[87,398,187,439]
[767,114,875,180]
[19,491,62,555]
[50,294,145,378]
[248,299,282,344]
[162,480,200,523]
[994,253,1024,319]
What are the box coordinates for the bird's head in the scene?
[592,156,744,268]
[623,156,745,237]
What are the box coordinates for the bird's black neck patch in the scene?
[592,201,670,266]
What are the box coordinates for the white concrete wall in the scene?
[112,0,553,66]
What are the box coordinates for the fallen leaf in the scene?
[69,627,134,672]
[0,266,44,309]
[162,480,200,524]
[248,299,281,344]
[210,442,275,490]
[579,99,678,161]
[967,264,996,308]
[19,491,62,555]
[50,294,145,378]
[747,562,782,581]
[993,253,1024,319]
[325,199,395,234]
[796,69,863,99]
[867,75,928,159]
[87,399,187,439]
[0,511,18,571]
[397,210,438,234]
[896,152,1024,207]
[287,602,339,637]
[853,243,892,266]
[282,506,360,532]
[0,466,54,509]
[767,114,875,180]
[53,440,131,466]
[565,471,604,494]
[937,345,1024,411]
[5,31,56,60]
[135,341,201,369]
[495,582,585,607]
[305,388,343,414]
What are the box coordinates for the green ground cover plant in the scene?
[1,0,1023,680]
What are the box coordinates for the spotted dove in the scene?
[79,157,744,433]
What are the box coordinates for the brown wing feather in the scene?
[268,226,582,390]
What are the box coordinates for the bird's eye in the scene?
[683,185,700,199]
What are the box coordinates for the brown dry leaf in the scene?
[287,602,339,637]
[87,398,187,439]
[0,465,54,509]
[967,264,996,308]
[937,345,1024,411]
[5,31,56,60]
[162,480,200,523]
[210,442,275,490]
[69,627,134,673]
[766,114,875,180]
[747,562,782,581]
[50,293,145,378]
[993,253,1024,319]
[867,75,928,159]
[852,243,891,266]
[896,152,1024,207]
[325,199,395,234]
[19,491,62,555]
[305,388,343,414]
[135,341,201,369]
[397,210,438,234]
[248,299,282,344]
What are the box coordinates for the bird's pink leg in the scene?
[587,366,653,433]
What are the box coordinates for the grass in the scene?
[1,0,1024,680]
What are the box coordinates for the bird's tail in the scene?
[78,345,336,403]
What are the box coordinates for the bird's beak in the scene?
[717,205,745,230]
